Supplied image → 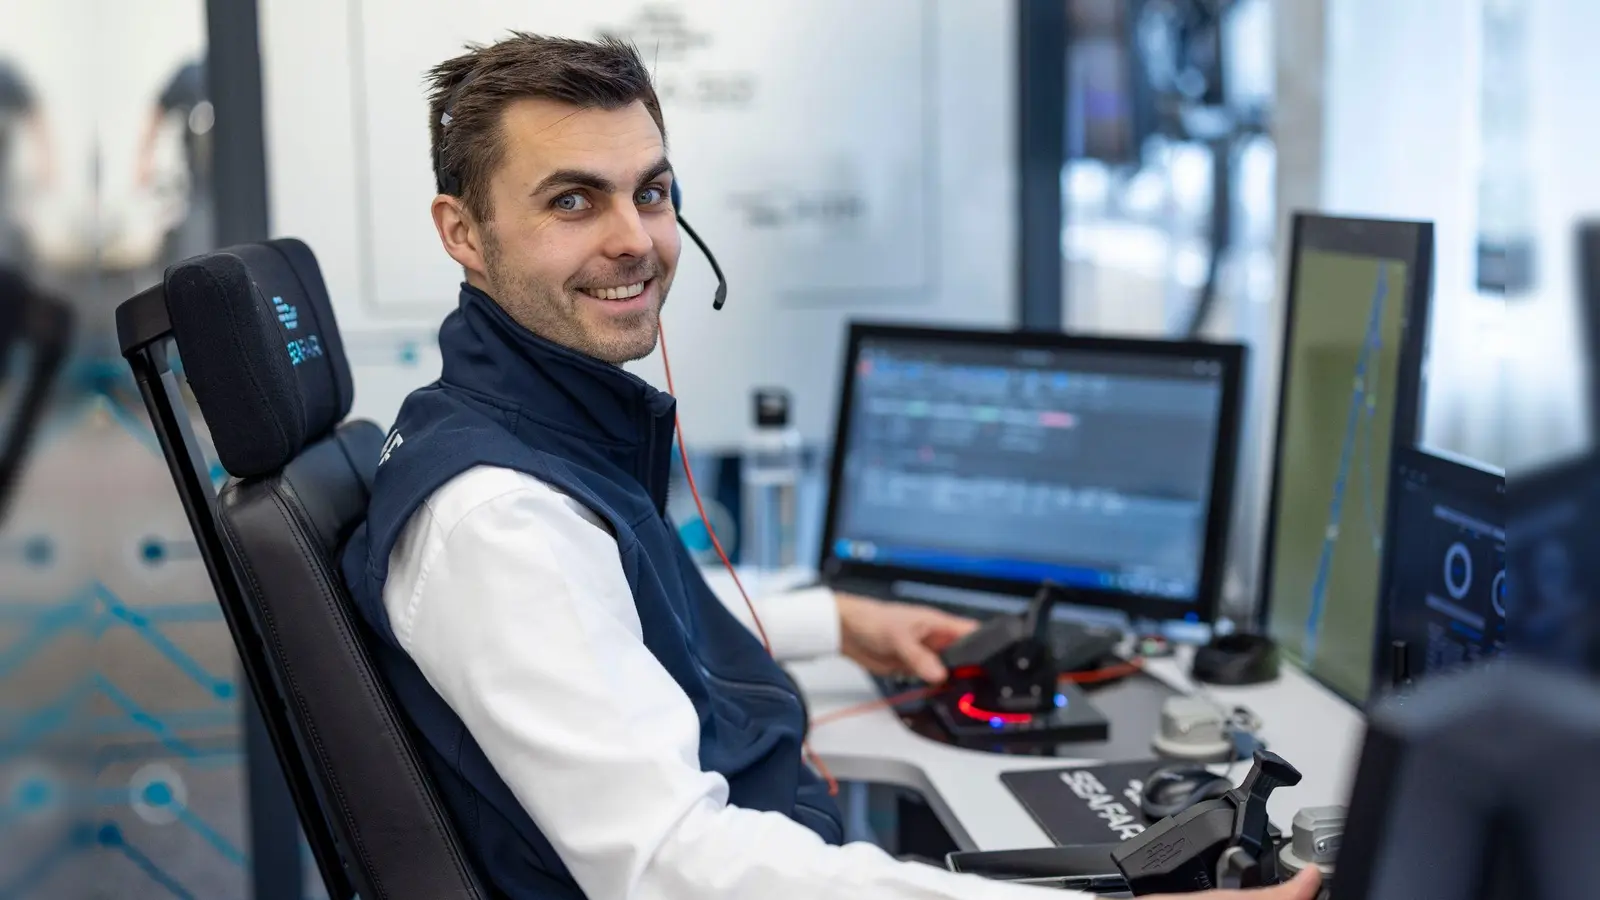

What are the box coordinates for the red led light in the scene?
[956,692,1033,724]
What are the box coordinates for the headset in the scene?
[436,73,728,310]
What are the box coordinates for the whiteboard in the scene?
[352,0,934,315]
[261,0,1018,448]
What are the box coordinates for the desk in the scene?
[704,569,1369,853]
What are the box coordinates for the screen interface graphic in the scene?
[1267,250,1411,704]
[830,336,1226,607]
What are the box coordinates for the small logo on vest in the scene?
[379,429,404,465]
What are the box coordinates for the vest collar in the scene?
[438,284,677,486]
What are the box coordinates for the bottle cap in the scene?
[753,388,790,428]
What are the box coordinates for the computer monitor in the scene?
[1332,658,1600,900]
[817,323,1246,625]
[1505,454,1600,677]
[1371,446,1506,694]
[1578,221,1600,442]
[1259,213,1434,706]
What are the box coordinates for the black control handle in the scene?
[1025,580,1067,646]
[1233,750,1302,871]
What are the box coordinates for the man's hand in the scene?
[834,593,978,683]
[1146,866,1323,900]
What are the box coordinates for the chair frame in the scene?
[116,282,357,900]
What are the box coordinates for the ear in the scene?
[432,194,487,276]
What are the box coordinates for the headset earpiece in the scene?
[670,180,682,215]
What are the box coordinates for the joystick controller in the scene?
[942,580,1064,713]
[928,581,1111,749]
[1111,749,1302,894]
[943,750,1312,893]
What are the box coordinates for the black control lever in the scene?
[1110,749,1302,895]
[1218,751,1301,888]
[939,580,1068,713]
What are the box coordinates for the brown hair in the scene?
[426,32,666,224]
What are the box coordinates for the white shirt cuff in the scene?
[748,585,842,662]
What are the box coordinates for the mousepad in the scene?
[1000,758,1177,847]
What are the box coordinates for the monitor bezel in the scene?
[1578,220,1600,411]
[1255,211,1436,706]
[816,321,1247,626]
[1369,444,1506,697]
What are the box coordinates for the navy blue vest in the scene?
[340,285,843,898]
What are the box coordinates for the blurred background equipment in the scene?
[0,266,71,524]
[1334,658,1600,900]
[0,57,53,267]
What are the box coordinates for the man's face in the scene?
[473,98,679,364]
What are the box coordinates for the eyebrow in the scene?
[531,156,674,198]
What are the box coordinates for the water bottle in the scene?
[742,388,802,574]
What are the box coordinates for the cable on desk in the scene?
[1061,657,1146,685]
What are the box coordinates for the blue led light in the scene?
[989,717,1003,728]
[1054,693,1067,708]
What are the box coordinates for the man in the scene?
[135,58,210,192]
[134,57,214,266]
[341,33,1322,900]
[0,58,52,266]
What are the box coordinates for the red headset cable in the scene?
[657,321,1144,786]
[657,319,838,795]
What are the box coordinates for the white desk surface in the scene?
[704,568,1369,853]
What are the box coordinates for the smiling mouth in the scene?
[578,280,649,301]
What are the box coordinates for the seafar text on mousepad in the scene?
[1000,758,1173,847]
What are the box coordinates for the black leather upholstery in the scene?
[140,238,488,899]
[216,421,485,899]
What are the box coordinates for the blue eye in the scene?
[637,185,666,206]
[554,192,591,212]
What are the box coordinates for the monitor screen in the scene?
[1373,447,1506,693]
[1261,214,1433,705]
[819,324,1244,624]
[1505,456,1600,676]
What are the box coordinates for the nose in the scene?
[602,199,653,259]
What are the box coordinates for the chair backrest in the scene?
[116,238,487,900]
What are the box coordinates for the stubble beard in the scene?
[481,231,666,365]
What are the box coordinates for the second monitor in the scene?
[1260,213,1435,705]
[818,323,1246,626]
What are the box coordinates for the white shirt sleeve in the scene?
[712,582,842,663]
[382,466,1087,900]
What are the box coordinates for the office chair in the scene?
[115,239,488,900]
[0,267,73,525]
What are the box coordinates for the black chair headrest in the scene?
[164,238,353,479]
